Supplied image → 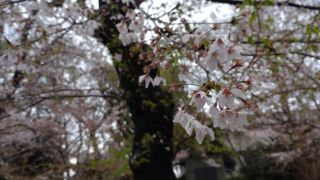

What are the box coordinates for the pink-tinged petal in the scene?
[174,110,190,128]
[198,91,206,98]
[195,127,205,144]
[228,46,242,60]
[195,98,206,111]
[184,113,195,124]
[182,34,191,43]
[185,121,193,136]
[231,88,246,99]
[116,21,128,33]
[225,94,234,108]
[125,10,135,19]
[190,91,207,110]
[173,110,184,123]
[218,93,226,107]
[203,54,218,70]
[209,105,220,119]
[206,128,215,141]
[237,112,248,126]
[225,110,236,130]
[214,112,228,129]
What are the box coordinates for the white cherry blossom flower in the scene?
[110,14,124,20]
[125,9,135,19]
[129,20,142,33]
[116,20,128,33]
[218,88,234,109]
[209,105,220,119]
[138,74,153,88]
[129,16,144,33]
[182,33,201,48]
[195,126,206,143]
[119,32,138,46]
[190,91,207,110]
[153,76,166,86]
[173,110,215,144]
[227,46,242,60]
[202,38,228,70]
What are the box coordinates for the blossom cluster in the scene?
[138,75,166,88]
[115,10,144,46]
[113,6,249,144]
[174,110,215,144]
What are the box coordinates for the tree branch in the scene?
[209,0,320,11]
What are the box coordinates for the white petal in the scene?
[206,128,215,141]
[195,127,205,144]
[116,21,128,33]
[209,105,220,119]
[185,121,193,136]
[138,75,145,84]
[237,113,248,126]
[197,91,206,98]
[194,37,200,48]
[184,113,195,124]
[153,76,161,86]
[182,34,191,43]
[231,88,246,99]
[225,111,236,130]
[225,95,234,108]
[173,110,184,123]
[228,46,242,60]
[196,98,206,111]
[145,77,153,88]
[203,54,218,70]
[153,76,166,86]
[126,10,135,19]
[218,94,226,107]
[190,91,207,110]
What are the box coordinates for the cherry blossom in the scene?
[116,20,139,46]
[218,87,246,108]
[119,32,138,46]
[173,110,215,144]
[209,105,248,130]
[227,46,242,60]
[202,38,228,70]
[218,88,235,109]
[182,33,201,48]
[138,74,153,88]
[202,38,243,71]
[190,91,207,111]
[230,87,246,100]
[138,75,166,88]
[153,75,166,86]
[116,20,128,33]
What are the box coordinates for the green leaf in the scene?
[249,11,257,25]
[247,35,254,45]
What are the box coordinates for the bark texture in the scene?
[95,1,176,179]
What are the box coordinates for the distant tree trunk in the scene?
[95,1,176,179]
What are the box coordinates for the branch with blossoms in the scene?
[112,3,251,144]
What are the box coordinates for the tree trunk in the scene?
[95,1,176,179]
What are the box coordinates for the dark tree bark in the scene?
[95,1,176,179]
